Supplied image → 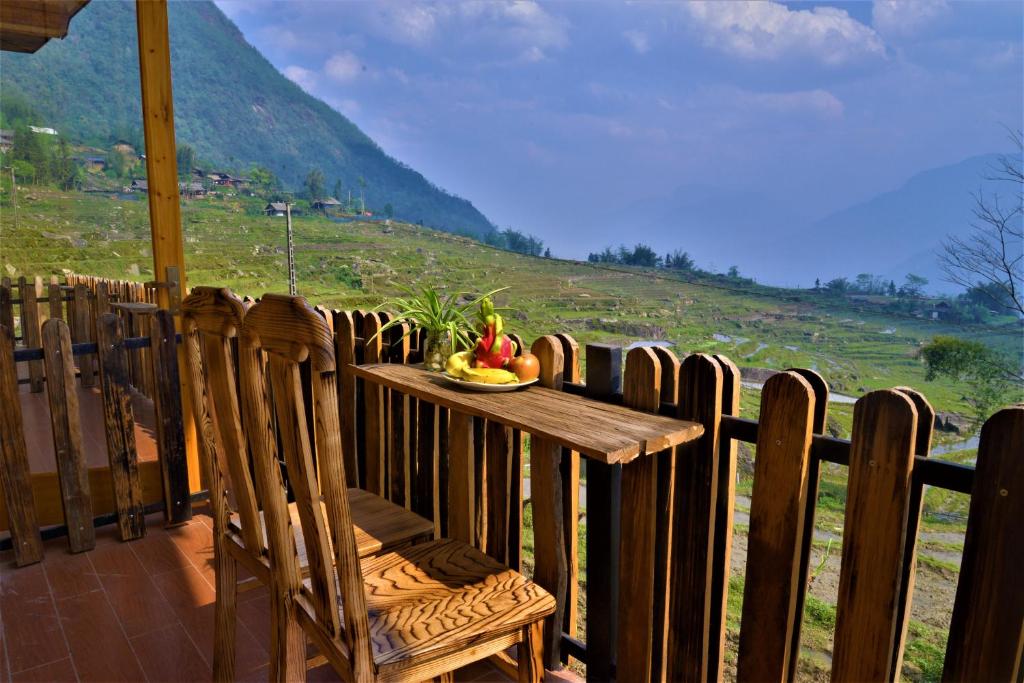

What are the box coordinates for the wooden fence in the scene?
[2,275,1021,681]
[0,274,191,565]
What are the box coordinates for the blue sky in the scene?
[216,0,1022,270]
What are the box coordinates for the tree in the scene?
[52,137,78,190]
[887,280,897,297]
[938,129,1023,316]
[814,277,821,290]
[665,250,695,271]
[900,273,928,298]
[304,168,325,201]
[383,203,394,219]
[544,247,551,258]
[921,335,1021,425]
[175,144,196,179]
[250,165,279,195]
[824,277,849,294]
[333,179,343,201]
[727,265,740,279]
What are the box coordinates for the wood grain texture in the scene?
[72,284,96,386]
[617,347,662,681]
[943,406,1023,682]
[149,310,191,525]
[485,420,513,564]
[667,353,723,682]
[350,363,703,464]
[48,282,62,322]
[889,386,934,679]
[0,324,43,565]
[335,310,360,487]
[518,621,544,683]
[555,334,581,641]
[363,312,386,495]
[41,318,95,553]
[832,390,918,682]
[736,371,815,682]
[0,281,13,336]
[448,411,475,546]
[95,313,146,540]
[21,279,43,392]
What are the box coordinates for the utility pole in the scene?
[285,202,296,295]
[8,167,19,231]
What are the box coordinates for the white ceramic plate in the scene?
[441,373,538,392]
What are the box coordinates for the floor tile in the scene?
[129,622,211,683]
[56,589,146,682]
[0,564,68,674]
[42,550,101,601]
[129,533,190,576]
[9,657,76,683]
[150,565,215,621]
[89,541,174,637]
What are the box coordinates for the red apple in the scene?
[510,353,540,382]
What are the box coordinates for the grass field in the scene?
[3,188,1019,680]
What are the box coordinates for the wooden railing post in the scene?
[73,284,96,387]
[334,311,361,488]
[832,390,918,681]
[666,353,723,682]
[150,309,192,525]
[41,319,96,553]
[362,313,386,496]
[531,335,567,670]
[0,280,13,339]
[584,342,622,683]
[96,313,147,540]
[555,333,581,642]
[0,324,43,566]
[21,279,43,392]
[736,371,816,681]
[943,406,1023,680]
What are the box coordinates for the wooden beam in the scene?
[135,0,200,493]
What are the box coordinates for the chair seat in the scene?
[229,488,433,560]
[357,539,556,673]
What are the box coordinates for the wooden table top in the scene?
[351,363,704,464]
[111,302,158,313]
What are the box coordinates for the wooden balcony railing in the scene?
[1,273,1021,681]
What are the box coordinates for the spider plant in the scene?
[371,285,508,353]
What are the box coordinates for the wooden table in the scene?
[352,362,704,673]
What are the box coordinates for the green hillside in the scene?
[0,1,494,236]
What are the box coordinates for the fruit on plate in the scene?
[445,350,472,377]
[510,352,540,382]
[462,367,519,384]
[473,297,516,369]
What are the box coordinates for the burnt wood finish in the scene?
[388,323,411,507]
[20,279,43,392]
[48,282,63,322]
[72,284,96,386]
[832,390,918,681]
[666,353,723,682]
[363,312,386,496]
[943,406,1024,681]
[555,334,581,641]
[335,310,360,487]
[617,347,661,680]
[448,410,475,546]
[0,325,43,566]
[149,310,192,525]
[41,319,95,553]
[736,371,815,681]
[0,281,13,339]
[95,313,147,541]
[485,419,513,564]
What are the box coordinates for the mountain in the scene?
[0,0,494,236]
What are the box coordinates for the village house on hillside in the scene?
[129,178,148,193]
[264,201,287,216]
[179,180,206,198]
[312,196,342,213]
[0,129,13,153]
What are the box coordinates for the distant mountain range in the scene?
[0,1,495,236]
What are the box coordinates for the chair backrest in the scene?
[238,293,373,676]
[181,287,264,555]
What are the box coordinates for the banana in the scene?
[462,367,519,384]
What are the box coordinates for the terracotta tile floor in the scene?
[0,507,581,682]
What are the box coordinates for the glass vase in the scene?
[423,329,453,372]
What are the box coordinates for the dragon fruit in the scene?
[473,297,516,368]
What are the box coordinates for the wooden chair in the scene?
[238,294,555,682]
[181,287,434,681]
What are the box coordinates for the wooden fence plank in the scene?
[485,419,513,564]
[389,323,411,507]
[73,284,96,386]
[448,410,475,545]
[555,333,581,641]
[943,406,1024,681]
[21,280,44,392]
[708,353,739,681]
[362,313,386,496]
[48,282,63,322]
[667,353,723,682]
[786,367,829,683]
[507,428,524,571]
[584,342,623,683]
[415,399,438,530]
[16,276,27,340]
[832,390,918,681]
[474,416,487,550]
[890,386,934,678]
[150,310,192,525]
[334,311,360,487]
[0,281,13,339]
[41,319,95,553]
[0,325,43,565]
[617,347,662,680]
[95,313,147,540]
[531,335,567,669]
[736,371,815,681]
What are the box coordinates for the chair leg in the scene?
[212,550,237,683]
[270,587,307,683]
[518,621,544,683]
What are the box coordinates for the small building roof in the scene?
[265,202,288,211]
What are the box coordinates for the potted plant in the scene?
[373,286,507,371]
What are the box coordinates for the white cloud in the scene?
[624,29,650,54]
[283,65,317,93]
[324,51,364,83]
[872,0,951,38]
[684,1,885,66]
[740,89,845,119]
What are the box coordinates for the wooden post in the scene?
[136,0,199,494]
[150,310,192,525]
[555,334,581,642]
[21,280,44,392]
[41,319,96,553]
[362,313,386,495]
[0,325,43,566]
